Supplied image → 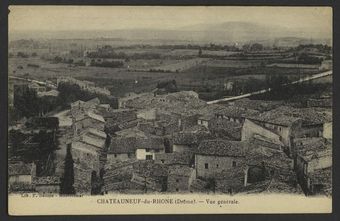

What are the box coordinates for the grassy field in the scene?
[8,46,327,99]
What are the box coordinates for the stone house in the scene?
[197,114,215,129]
[71,128,107,172]
[154,152,193,166]
[195,140,248,179]
[33,176,61,194]
[131,161,168,192]
[167,165,194,193]
[209,118,242,141]
[72,111,105,136]
[215,106,259,125]
[8,162,36,191]
[242,114,302,155]
[172,130,211,154]
[295,140,332,195]
[136,137,165,160]
[107,137,137,162]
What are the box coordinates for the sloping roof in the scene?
[231,98,284,112]
[246,146,292,171]
[87,111,105,123]
[249,111,301,126]
[33,176,60,185]
[168,165,193,176]
[173,131,212,146]
[260,106,332,125]
[132,161,168,177]
[108,137,137,154]
[209,119,242,140]
[197,140,248,157]
[137,137,164,150]
[155,152,193,165]
[87,128,106,139]
[297,140,331,162]
[217,105,259,119]
[8,162,33,176]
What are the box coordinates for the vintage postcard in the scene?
[8,6,332,215]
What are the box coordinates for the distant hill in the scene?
[9,22,332,46]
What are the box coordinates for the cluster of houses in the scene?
[8,87,332,196]
[8,117,61,194]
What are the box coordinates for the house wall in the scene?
[323,122,332,139]
[136,149,164,160]
[35,185,60,194]
[73,117,105,136]
[307,155,332,173]
[137,109,156,120]
[242,119,282,144]
[8,175,32,185]
[173,144,191,153]
[294,124,323,138]
[195,154,245,179]
[182,115,199,130]
[197,119,209,128]
[167,175,190,192]
[131,173,167,192]
[72,141,100,172]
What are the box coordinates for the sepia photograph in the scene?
[7,6,333,215]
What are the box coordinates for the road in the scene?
[207,70,332,104]
[9,76,57,89]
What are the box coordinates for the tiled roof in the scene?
[230,98,284,112]
[168,165,193,176]
[8,162,33,176]
[173,131,212,146]
[108,137,137,154]
[137,137,164,150]
[249,111,301,126]
[155,152,193,165]
[33,176,60,185]
[209,119,242,140]
[197,139,248,157]
[246,146,292,170]
[260,106,332,125]
[87,111,105,123]
[296,139,331,161]
[133,161,168,177]
[217,105,259,119]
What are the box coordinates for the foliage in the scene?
[13,85,40,118]
[60,145,76,195]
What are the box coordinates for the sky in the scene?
[9,6,332,33]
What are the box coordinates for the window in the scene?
[155,149,160,153]
[114,154,117,158]
[145,148,150,152]
[176,188,179,192]
[176,179,179,183]
[127,153,131,158]
[146,155,153,160]
[279,126,282,132]
[205,163,209,169]
[216,164,219,168]
[161,160,165,164]
[232,161,236,167]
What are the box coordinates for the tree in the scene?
[60,144,76,195]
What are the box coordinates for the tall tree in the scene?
[60,144,76,195]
